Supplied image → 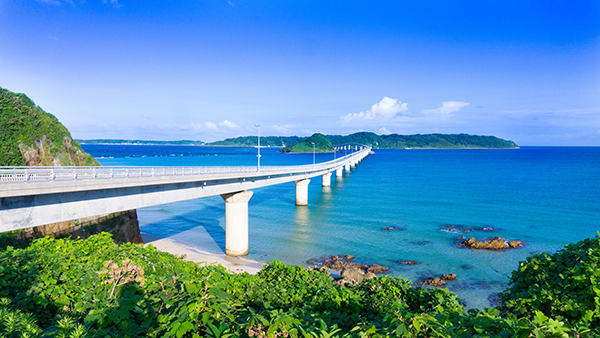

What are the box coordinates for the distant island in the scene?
[280,132,519,153]
[76,139,205,146]
[78,132,518,152]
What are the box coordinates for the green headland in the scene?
[0,87,98,167]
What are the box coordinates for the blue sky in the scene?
[1,1,598,145]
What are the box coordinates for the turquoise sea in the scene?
[83,145,600,308]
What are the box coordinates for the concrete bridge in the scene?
[0,146,371,256]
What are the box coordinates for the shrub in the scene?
[1,233,599,337]
[500,234,600,330]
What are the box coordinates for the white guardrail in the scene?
[0,148,370,184]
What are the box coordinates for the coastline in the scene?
[141,233,263,274]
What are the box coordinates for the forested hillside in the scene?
[327,132,519,149]
[203,132,519,151]
[279,133,334,153]
[0,87,98,166]
[208,135,303,147]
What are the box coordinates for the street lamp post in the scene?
[311,142,315,168]
[254,124,261,172]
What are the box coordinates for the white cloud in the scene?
[341,97,408,122]
[271,124,296,134]
[423,101,470,116]
[219,120,241,130]
[203,122,217,130]
[377,127,391,135]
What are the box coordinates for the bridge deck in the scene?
[0,148,370,232]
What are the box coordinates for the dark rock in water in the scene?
[409,241,432,246]
[441,224,474,233]
[308,254,356,266]
[416,277,447,287]
[395,260,421,265]
[508,240,524,248]
[327,260,368,271]
[441,273,457,281]
[460,237,509,250]
[461,264,474,270]
[489,280,509,288]
[460,237,525,250]
[309,255,388,279]
[488,293,501,307]
[335,267,376,287]
[416,273,456,287]
[382,226,405,231]
[472,280,492,289]
[416,270,439,279]
[366,264,389,274]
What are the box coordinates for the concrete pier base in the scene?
[336,167,343,177]
[350,161,356,168]
[322,172,332,187]
[221,190,253,256]
[294,179,310,206]
[344,163,351,172]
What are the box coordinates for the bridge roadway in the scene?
[0,147,370,256]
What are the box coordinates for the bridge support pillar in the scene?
[344,163,351,172]
[335,167,343,177]
[322,172,332,187]
[221,190,253,256]
[350,161,356,168]
[294,179,310,206]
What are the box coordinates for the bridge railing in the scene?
[0,148,370,184]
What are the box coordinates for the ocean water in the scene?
[84,145,600,308]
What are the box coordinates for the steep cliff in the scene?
[0,86,142,244]
[0,87,99,166]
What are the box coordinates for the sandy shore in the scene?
[141,233,263,274]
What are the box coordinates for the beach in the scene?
[141,233,263,275]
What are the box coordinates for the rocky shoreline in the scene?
[459,236,524,250]
[304,223,525,290]
[307,255,391,286]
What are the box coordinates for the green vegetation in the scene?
[208,136,303,147]
[327,132,519,149]
[78,132,518,151]
[499,235,600,329]
[0,87,98,166]
[204,132,518,152]
[280,133,334,153]
[77,139,205,146]
[0,232,597,337]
